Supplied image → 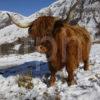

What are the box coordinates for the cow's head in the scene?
[7,13,60,39]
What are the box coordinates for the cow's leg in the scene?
[82,44,91,71]
[66,63,76,86]
[66,40,78,86]
[83,58,89,70]
[48,62,56,86]
[50,71,56,86]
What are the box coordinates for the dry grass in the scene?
[17,70,33,89]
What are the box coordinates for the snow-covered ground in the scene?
[0,44,100,100]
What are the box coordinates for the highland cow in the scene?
[8,14,91,86]
[35,22,91,86]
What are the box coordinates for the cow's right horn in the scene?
[7,13,33,28]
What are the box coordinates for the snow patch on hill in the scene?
[0,25,28,45]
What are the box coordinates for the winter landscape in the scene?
[0,0,100,100]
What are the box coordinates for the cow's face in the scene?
[35,41,49,53]
[34,37,51,54]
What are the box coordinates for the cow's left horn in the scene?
[7,13,33,28]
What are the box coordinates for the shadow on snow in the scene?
[0,61,50,78]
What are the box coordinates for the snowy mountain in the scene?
[0,0,100,100]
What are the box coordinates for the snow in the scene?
[0,44,100,100]
[13,44,21,51]
[0,52,47,69]
[0,25,28,45]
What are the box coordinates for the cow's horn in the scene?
[7,13,33,28]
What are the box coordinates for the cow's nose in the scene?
[35,46,40,51]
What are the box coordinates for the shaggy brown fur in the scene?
[28,16,91,86]
[28,16,56,38]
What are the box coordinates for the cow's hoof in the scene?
[67,79,77,86]
[50,81,55,86]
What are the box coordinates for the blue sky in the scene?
[0,0,54,16]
